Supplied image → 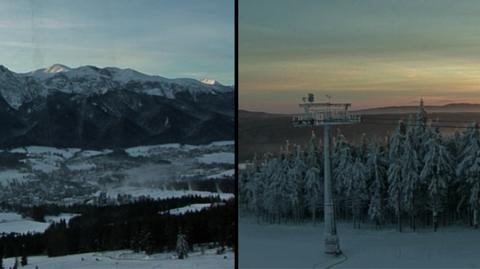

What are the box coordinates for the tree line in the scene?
[240,100,480,232]
[0,195,235,258]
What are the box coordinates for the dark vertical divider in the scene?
[234,0,239,268]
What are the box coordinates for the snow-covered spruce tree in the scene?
[262,156,281,222]
[285,148,302,220]
[20,255,27,266]
[284,155,300,221]
[401,126,422,231]
[13,257,18,269]
[176,231,189,259]
[410,100,434,224]
[456,123,480,228]
[465,152,480,229]
[304,166,322,224]
[290,145,307,222]
[413,99,429,159]
[445,130,466,224]
[239,154,256,209]
[367,143,387,228]
[333,134,354,219]
[420,129,453,231]
[355,133,369,161]
[388,120,406,232]
[302,131,323,223]
[242,154,268,219]
[20,243,28,266]
[259,153,275,214]
[349,157,369,228]
[305,131,320,167]
[264,153,294,222]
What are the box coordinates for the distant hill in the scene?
[356,103,480,114]
[239,105,480,161]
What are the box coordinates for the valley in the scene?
[0,141,234,207]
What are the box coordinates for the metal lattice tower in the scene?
[292,93,360,255]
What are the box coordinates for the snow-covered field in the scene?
[45,213,80,224]
[125,144,183,157]
[197,152,235,164]
[0,219,49,234]
[0,212,79,234]
[163,203,212,215]
[207,169,235,179]
[240,217,480,268]
[0,213,48,234]
[3,249,234,269]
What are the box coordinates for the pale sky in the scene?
[0,0,234,85]
[240,0,480,113]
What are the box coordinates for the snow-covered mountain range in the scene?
[0,64,234,148]
[0,64,232,109]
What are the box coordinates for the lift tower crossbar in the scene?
[292,94,360,255]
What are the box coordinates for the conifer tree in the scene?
[367,143,387,228]
[421,129,452,231]
[304,166,322,223]
[176,231,189,259]
[388,120,406,231]
[401,129,421,231]
[333,134,353,206]
[456,123,480,228]
[20,255,27,267]
[290,146,307,221]
[349,157,369,228]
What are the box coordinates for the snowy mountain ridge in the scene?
[0,64,234,148]
[201,78,221,86]
[44,63,71,74]
[0,64,233,109]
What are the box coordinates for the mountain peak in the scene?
[45,64,71,73]
[201,78,221,86]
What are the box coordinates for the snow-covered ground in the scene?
[67,162,96,171]
[77,149,113,158]
[0,213,49,234]
[0,169,33,186]
[240,216,480,268]
[125,140,234,158]
[3,249,233,269]
[20,146,81,159]
[125,144,182,157]
[207,169,235,179]
[197,152,234,164]
[208,141,235,147]
[45,213,80,224]
[0,212,79,234]
[163,203,212,215]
